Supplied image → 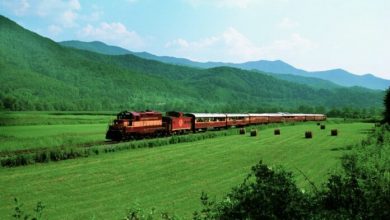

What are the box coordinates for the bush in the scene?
[305,131,313,139]
[274,128,280,135]
[320,125,326,130]
[12,198,45,220]
[194,161,313,219]
[331,129,338,136]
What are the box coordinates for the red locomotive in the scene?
[106,110,326,141]
[106,110,165,140]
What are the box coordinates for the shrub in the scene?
[305,131,313,138]
[274,128,280,135]
[194,161,313,219]
[320,125,326,130]
[331,129,338,136]
[12,198,45,220]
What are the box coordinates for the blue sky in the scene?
[1,0,389,79]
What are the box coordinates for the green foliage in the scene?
[194,161,313,219]
[194,162,313,219]
[0,15,384,112]
[12,198,45,220]
[195,126,390,219]
[383,87,390,123]
[123,203,179,220]
[0,147,91,167]
[0,128,236,167]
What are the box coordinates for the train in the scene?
[105,110,326,141]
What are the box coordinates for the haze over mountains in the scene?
[61,40,390,90]
[0,15,384,112]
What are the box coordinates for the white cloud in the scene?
[35,0,81,17]
[278,17,299,29]
[78,22,144,49]
[2,0,82,28]
[165,27,261,62]
[265,33,317,54]
[165,29,316,63]
[59,10,78,27]
[1,0,30,16]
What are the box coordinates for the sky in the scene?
[1,0,389,79]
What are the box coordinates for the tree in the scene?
[383,87,390,123]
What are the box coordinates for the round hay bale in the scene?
[305,131,313,139]
[331,129,338,136]
[239,128,246,135]
[320,125,326,130]
[274,129,280,135]
[250,129,258,137]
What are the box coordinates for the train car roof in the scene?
[248,113,270,117]
[303,114,325,116]
[226,113,249,117]
[248,113,285,117]
[263,113,284,117]
[186,113,226,118]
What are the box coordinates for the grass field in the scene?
[0,112,113,153]
[0,118,373,219]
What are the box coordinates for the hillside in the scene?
[60,40,340,89]
[0,15,384,112]
[60,40,390,90]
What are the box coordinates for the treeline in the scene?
[0,93,382,119]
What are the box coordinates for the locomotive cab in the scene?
[106,110,165,141]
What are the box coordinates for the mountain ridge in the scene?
[60,40,389,90]
[0,15,383,112]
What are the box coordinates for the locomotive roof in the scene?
[186,113,226,118]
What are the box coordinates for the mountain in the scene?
[60,41,390,90]
[0,15,384,113]
[59,41,340,89]
[235,60,390,90]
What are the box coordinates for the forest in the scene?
[0,15,384,116]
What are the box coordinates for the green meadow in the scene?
[0,113,373,219]
[0,112,113,153]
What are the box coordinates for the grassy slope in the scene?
[59,40,342,90]
[0,15,384,112]
[0,123,106,152]
[0,122,372,219]
[0,112,114,153]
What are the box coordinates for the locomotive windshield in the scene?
[117,111,133,120]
